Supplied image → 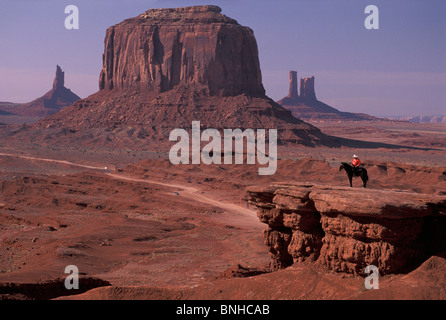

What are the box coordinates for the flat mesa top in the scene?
[141,5,222,15]
[132,5,238,25]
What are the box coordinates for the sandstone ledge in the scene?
[247,183,446,275]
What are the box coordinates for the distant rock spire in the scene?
[278,70,377,121]
[300,76,316,101]
[53,65,65,89]
[288,70,298,98]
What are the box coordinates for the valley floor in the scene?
[0,120,445,300]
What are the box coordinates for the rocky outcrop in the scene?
[1,65,80,117]
[288,71,298,99]
[299,77,316,101]
[247,183,446,275]
[277,70,377,121]
[53,65,65,90]
[98,5,265,97]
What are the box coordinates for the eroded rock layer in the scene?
[247,183,446,275]
[99,5,265,97]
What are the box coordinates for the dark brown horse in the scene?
[339,162,368,188]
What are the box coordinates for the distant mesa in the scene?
[386,115,446,124]
[0,65,80,117]
[277,70,377,122]
[0,106,16,116]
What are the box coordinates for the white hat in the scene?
[353,154,358,158]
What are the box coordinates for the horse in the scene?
[339,162,368,188]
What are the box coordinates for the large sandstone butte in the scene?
[247,183,446,275]
[99,5,264,97]
[35,6,329,147]
[277,70,377,121]
[1,66,80,117]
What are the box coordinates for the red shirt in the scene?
[352,158,361,166]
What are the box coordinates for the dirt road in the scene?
[0,152,258,221]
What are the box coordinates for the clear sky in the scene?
[1,0,445,116]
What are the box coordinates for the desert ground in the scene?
[0,119,445,300]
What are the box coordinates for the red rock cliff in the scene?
[99,5,265,97]
[247,183,446,275]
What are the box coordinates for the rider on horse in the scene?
[339,156,368,188]
[352,154,361,174]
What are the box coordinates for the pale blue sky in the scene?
[1,0,445,116]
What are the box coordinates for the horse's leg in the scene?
[362,175,367,188]
[363,172,368,188]
[349,175,353,187]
